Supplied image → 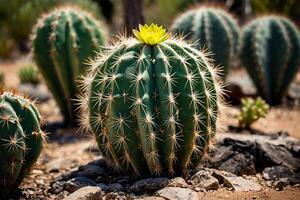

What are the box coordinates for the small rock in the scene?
[64,186,102,200]
[219,153,256,176]
[168,177,189,188]
[78,163,105,178]
[130,178,170,193]
[156,187,198,200]
[190,170,219,190]
[274,178,290,190]
[262,166,293,180]
[205,146,234,168]
[49,181,65,194]
[65,177,96,193]
[135,197,165,200]
[97,183,124,192]
[105,192,120,200]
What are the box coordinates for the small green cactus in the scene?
[32,6,107,125]
[79,24,225,176]
[171,6,239,78]
[237,97,269,128]
[0,90,45,198]
[241,16,300,105]
[18,64,40,85]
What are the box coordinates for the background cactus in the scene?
[79,24,224,176]
[0,91,45,198]
[171,6,239,77]
[237,97,269,129]
[241,16,300,105]
[32,6,107,125]
[18,64,40,85]
[0,71,4,87]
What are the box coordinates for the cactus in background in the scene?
[0,91,45,198]
[0,71,4,87]
[18,64,40,85]
[171,6,239,77]
[32,6,107,125]
[79,24,225,176]
[237,97,269,128]
[241,16,300,105]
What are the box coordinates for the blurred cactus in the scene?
[0,91,45,198]
[241,16,300,105]
[237,97,269,129]
[171,6,239,78]
[0,71,4,87]
[18,65,40,85]
[32,6,107,125]
[79,24,225,176]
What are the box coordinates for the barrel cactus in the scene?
[241,16,300,105]
[79,24,225,176]
[0,91,45,198]
[171,6,239,77]
[32,6,107,125]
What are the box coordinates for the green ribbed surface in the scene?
[84,37,221,177]
[32,7,106,125]
[171,7,239,77]
[241,16,300,104]
[0,92,43,198]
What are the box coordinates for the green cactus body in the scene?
[80,24,223,176]
[171,7,239,77]
[241,16,300,104]
[32,6,106,125]
[0,91,44,198]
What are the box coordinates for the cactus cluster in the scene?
[237,97,269,128]
[171,6,239,77]
[32,6,107,125]
[241,16,300,104]
[0,91,45,198]
[18,64,40,85]
[79,24,225,176]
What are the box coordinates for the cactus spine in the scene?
[0,91,45,198]
[79,24,224,176]
[171,6,239,77]
[32,6,106,125]
[241,16,300,104]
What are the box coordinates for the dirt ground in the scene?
[1,56,300,199]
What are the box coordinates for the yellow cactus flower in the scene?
[133,24,169,45]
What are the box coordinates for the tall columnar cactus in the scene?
[79,24,225,176]
[0,91,45,198]
[171,6,239,77]
[32,6,107,125]
[241,16,300,104]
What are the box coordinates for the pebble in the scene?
[156,187,198,200]
[64,186,102,200]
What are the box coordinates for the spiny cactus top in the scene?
[32,6,107,125]
[241,16,300,104]
[171,6,239,77]
[0,90,45,198]
[79,24,225,176]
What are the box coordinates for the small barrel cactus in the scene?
[171,6,239,77]
[79,24,224,176]
[18,64,40,85]
[237,97,269,128]
[241,16,300,105]
[32,6,107,125]
[0,91,45,198]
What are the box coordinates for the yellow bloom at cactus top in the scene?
[133,24,169,45]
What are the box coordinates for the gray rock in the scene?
[262,166,293,180]
[130,178,170,193]
[190,170,219,190]
[65,177,96,193]
[156,187,198,200]
[78,164,105,178]
[64,186,102,200]
[219,153,256,175]
[211,169,261,191]
[204,146,234,168]
[49,181,65,194]
[97,183,124,192]
[168,177,189,188]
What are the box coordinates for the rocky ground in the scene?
[1,57,300,199]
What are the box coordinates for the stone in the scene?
[168,177,189,188]
[218,153,256,175]
[64,186,102,200]
[211,169,261,191]
[49,181,65,194]
[156,187,198,200]
[190,170,219,190]
[203,146,234,168]
[65,177,96,193]
[135,197,165,200]
[78,163,105,178]
[130,178,170,193]
[97,183,124,192]
[262,166,293,180]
